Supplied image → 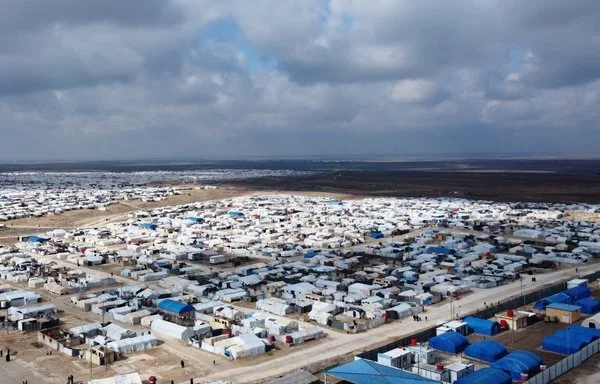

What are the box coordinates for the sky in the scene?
[0,0,599,161]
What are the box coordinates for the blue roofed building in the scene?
[576,297,600,314]
[426,246,456,255]
[543,335,586,355]
[428,331,469,354]
[157,299,195,325]
[463,316,501,336]
[564,286,591,302]
[491,350,542,381]
[534,292,571,311]
[455,368,511,384]
[25,235,49,243]
[370,231,384,239]
[464,340,507,363]
[568,324,600,339]
[326,359,441,384]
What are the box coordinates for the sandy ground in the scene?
[554,354,600,384]
[566,210,600,223]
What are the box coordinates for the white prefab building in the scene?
[0,290,41,308]
[377,348,412,368]
[107,334,158,353]
[214,334,266,360]
[7,303,57,321]
[567,279,589,289]
[151,319,196,340]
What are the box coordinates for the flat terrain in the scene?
[0,188,358,244]
[225,170,600,203]
[0,186,249,244]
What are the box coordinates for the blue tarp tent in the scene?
[576,297,600,314]
[140,223,157,230]
[464,316,501,336]
[543,335,586,355]
[534,292,570,310]
[564,286,591,302]
[428,331,469,354]
[426,246,456,255]
[326,358,441,384]
[555,330,595,345]
[491,350,542,381]
[370,232,384,239]
[455,368,511,384]
[567,325,600,339]
[26,235,48,243]
[157,299,195,315]
[464,340,507,363]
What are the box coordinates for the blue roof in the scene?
[464,316,501,336]
[27,235,48,243]
[491,350,542,381]
[157,299,195,315]
[455,368,511,384]
[327,359,440,384]
[543,335,586,355]
[576,297,600,314]
[546,303,581,311]
[564,286,591,301]
[428,331,469,354]
[427,246,455,255]
[568,325,600,339]
[555,329,595,345]
[534,292,570,310]
[464,340,507,363]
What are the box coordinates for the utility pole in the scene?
[89,347,93,381]
[521,277,525,307]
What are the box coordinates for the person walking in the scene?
[181,359,185,368]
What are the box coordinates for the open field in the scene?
[224,169,600,203]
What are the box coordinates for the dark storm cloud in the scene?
[0,0,599,161]
[0,0,183,34]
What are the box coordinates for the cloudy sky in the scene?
[1,0,599,161]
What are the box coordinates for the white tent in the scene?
[107,334,158,353]
[582,312,600,329]
[214,334,266,360]
[151,319,195,340]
